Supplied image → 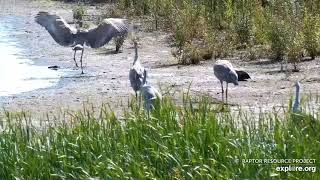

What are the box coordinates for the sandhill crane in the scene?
[129,41,146,100]
[140,70,162,118]
[213,60,239,104]
[291,81,317,130]
[292,81,301,113]
[35,11,129,74]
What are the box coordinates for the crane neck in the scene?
[143,69,147,85]
[292,82,300,112]
[133,44,139,65]
[295,84,300,104]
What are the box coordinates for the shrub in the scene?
[212,31,236,59]
[172,42,202,65]
[232,1,254,45]
[251,5,268,45]
[171,3,207,47]
[287,32,304,71]
[73,3,86,21]
[266,17,291,61]
[303,11,320,59]
[117,0,151,16]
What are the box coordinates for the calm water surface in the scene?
[0,16,64,96]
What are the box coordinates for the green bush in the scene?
[303,11,320,59]
[266,17,291,61]
[73,4,86,21]
[287,32,304,71]
[232,1,255,45]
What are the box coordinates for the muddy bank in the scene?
[0,0,319,119]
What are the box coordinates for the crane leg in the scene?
[116,43,120,53]
[138,92,142,109]
[73,50,79,67]
[146,101,151,119]
[226,83,228,104]
[115,35,125,53]
[220,81,224,103]
[80,48,84,74]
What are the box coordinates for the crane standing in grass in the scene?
[129,40,146,100]
[35,11,129,74]
[292,81,301,113]
[291,81,317,131]
[213,60,239,104]
[140,70,162,118]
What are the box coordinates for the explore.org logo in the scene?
[276,165,316,173]
[238,158,317,173]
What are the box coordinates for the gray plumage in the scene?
[291,81,317,128]
[35,11,128,74]
[140,70,162,117]
[213,60,239,103]
[292,81,300,113]
[129,41,145,99]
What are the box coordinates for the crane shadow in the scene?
[248,59,275,66]
[60,73,103,79]
[265,68,303,75]
[189,90,238,113]
[95,49,118,56]
[153,63,180,69]
[265,69,287,75]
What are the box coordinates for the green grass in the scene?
[0,94,319,179]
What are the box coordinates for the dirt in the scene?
[0,0,319,119]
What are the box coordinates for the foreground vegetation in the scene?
[0,93,319,179]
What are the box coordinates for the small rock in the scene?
[48,65,60,70]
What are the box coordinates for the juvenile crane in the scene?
[213,60,239,103]
[140,71,162,118]
[129,41,146,100]
[35,11,129,74]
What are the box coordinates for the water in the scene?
[0,16,64,96]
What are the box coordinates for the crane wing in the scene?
[86,18,128,48]
[35,11,77,46]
